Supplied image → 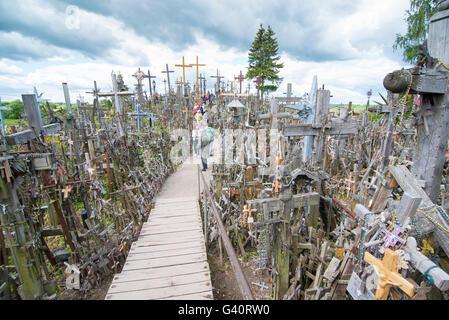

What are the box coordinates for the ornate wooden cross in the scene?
[364,249,415,300]
[175,56,192,85]
[188,56,206,94]
[235,70,246,94]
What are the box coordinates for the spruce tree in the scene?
[246,24,283,97]
[393,0,440,63]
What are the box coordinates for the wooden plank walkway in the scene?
[105,163,213,300]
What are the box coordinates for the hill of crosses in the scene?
[1,2,449,302]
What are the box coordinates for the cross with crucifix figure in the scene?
[235,70,246,94]
[161,64,174,95]
[175,56,192,85]
[210,69,224,95]
[282,88,358,167]
[364,249,415,300]
[188,56,206,94]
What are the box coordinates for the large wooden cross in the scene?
[234,70,246,94]
[175,56,192,85]
[96,71,134,115]
[188,56,206,94]
[210,69,224,95]
[282,89,358,167]
[161,64,174,95]
[144,69,156,98]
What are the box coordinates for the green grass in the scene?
[4,118,22,126]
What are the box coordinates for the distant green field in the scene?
[330,104,367,113]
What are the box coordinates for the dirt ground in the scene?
[207,246,272,300]
[59,273,113,300]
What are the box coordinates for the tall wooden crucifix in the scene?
[188,56,206,94]
[254,76,263,102]
[175,56,192,85]
[144,69,156,98]
[235,70,246,94]
[210,69,224,95]
[161,64,174,95]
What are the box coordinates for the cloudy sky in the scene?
[0,0,412,105]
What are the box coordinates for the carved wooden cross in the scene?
[175,56,192,85]
[242,203,257,231]
[62,184,72,199]
[272,179,282,195]
[235,70,246,94]
[364,249,415,300]
[188,56,206,94]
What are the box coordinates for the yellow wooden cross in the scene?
[188,56,206,93]
[364,249,416,300]
[175,56,192,85]
[335,247,345,259]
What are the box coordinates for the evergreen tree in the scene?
[247,24,284,96]
[393,0,440,63]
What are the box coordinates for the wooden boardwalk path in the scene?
[105,163,213,300]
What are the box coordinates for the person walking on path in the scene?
[199,121,214,171]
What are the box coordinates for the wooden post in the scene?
[312,89,330,167]
[411,6,449,202]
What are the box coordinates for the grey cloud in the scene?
[1,0,406,64]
